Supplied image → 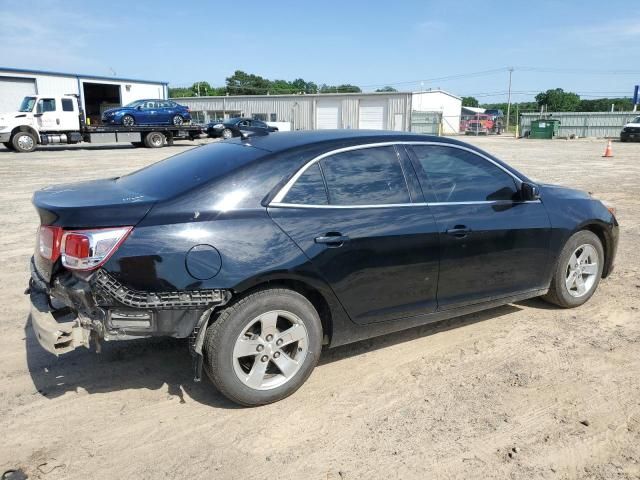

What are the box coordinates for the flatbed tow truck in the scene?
[0,94,203,153]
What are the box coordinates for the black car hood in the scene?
[539,183,592,200]
[33,178,157,228]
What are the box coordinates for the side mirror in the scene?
[136,105,142,110]
[521,182,541,201]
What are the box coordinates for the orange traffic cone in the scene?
[602,139,613,158]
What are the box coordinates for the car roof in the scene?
[226,129,469,153]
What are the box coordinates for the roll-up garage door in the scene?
[0,77,37,112]
[316,100,340,129]
[358,101,386,129]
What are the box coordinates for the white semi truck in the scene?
[0,95,203,153]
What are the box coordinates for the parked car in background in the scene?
[28,130,618,406]
[206,117,278,139]
[620,116,640,142]
[102,99,191,127]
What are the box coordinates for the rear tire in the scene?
[11,131,37,153]
[172,115,184,126]
[203,288,323,406]
[542,230,604,308]
[144,132,165,148]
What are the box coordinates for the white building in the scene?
[0,67,168,123]
[411,90,462,134]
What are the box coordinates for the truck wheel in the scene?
[144,132,165,148]
[2,142,15,151]
[172,115,184,126]
[11,131,37,153]
[542,230,604,308]
[203,288,323,406]
[122,115,135,127]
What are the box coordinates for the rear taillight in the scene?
[61,227,132,271]
[37,226,63,261]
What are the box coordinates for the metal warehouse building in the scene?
[0,67,168,124]
[179,89,462,134]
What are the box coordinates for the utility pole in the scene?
[506,67,514,133]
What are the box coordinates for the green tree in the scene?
[462,96,479,107]
[168,87,193,98]
[578,97,634,112]
[375,86,398,92]
[320,83,362,93]
[226,70,272,95]
[535,88,580,112]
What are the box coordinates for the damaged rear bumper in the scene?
[27,256,231,358]
[29,287,91,355]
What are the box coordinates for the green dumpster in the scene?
[529,119,560,139]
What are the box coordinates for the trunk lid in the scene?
[32,178,157,282]
[33,178,157,228]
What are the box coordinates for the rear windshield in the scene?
[116,143,266,199]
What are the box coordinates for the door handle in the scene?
[314,233,350,247]
[446,225,471,238]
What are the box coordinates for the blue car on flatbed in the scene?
[102,99,191,127]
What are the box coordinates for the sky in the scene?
[0,0,638,103]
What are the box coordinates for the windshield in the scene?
[19,96,37,112]
[633,116,640,124]
[124,100,144,108]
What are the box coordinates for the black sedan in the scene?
[206,117,278,139]
[28,130,618,406]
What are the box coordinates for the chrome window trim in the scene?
[270,141,525,206]
[269,199,542,209]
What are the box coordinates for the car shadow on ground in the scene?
[25,303,524,409]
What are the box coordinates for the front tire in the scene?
[11,131,37,153]
[542,230,604,308]
[222,128,233,139]
[203,288,323,406]
[122,115,135,127]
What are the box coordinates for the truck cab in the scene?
[0,95,82,152]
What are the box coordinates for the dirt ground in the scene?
[0,136,639,480]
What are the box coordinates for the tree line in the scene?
[169,70,399,97]
[171,75,633,115]
[463,88,635,113]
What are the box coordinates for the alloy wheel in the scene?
[565,244,599,297]
[173,115,183,126]
[122,116,134,127]
[232,310,309,391]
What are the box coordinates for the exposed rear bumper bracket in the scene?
[30,287,90,356]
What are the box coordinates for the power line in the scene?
[358,67,510,89]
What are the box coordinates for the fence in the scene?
[410,111,443,134]
[519,112,638,138]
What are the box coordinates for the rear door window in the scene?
[320,146,411,205]
[410,145,518,202]
[282,163,328,205]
